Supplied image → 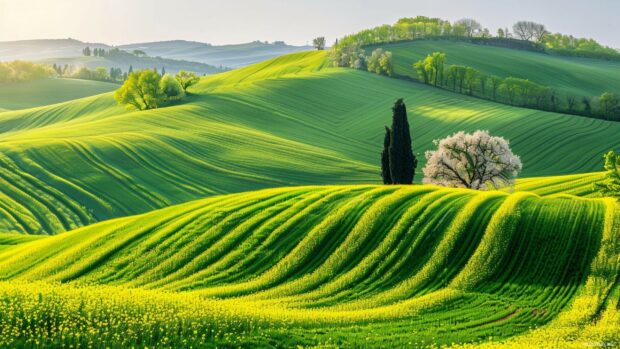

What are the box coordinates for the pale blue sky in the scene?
[1,0,618,48]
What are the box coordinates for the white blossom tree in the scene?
[423,130,522,190]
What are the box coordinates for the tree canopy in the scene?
[381,99,417,184]
[114,70,186,110]
[313,37,326,50]
[423,130,522,190]
[174,71,200,92]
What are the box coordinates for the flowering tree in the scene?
[423,130,522,190]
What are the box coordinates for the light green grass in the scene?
[0,185,616,347]
[0,78,117,110]
[0,51,618,234]
[372,40,620,97]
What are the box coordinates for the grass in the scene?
[0,51,618,234]
[369,40,620,97]
[0,78,117,110]
[0,185,616,348]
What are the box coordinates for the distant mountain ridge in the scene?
[0,38,312,68]
[119,40,313,68]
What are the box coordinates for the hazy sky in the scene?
[1,0,618,48]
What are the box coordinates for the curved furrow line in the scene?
[450,192,534,290]
[12,203,205,282]
[240,187,423,301]
[196,187,397,299]
[99,135,211,198]
[145,190,312,287]
[123,135,218,196]
[163,187,355,291]
[66,140,167,211]
[336,192,506,310]
[94,189,290,287]
[276,189,462,308]
[184,187,373,289]
[82,193,252,285]
[142,189,314,289]
[0,156,78,234]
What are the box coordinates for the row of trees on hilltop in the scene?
[413,52,620,121]
[114,70,199,110]
[83,47,148,58]
[331,46,394,76]
[82,47,108,57]
[332,16,620,61]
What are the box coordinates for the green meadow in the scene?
[0,78,117,110]
[371,40,620,97]
[0,51,618,235]
[0,185,617,348]
[0,17,619,348]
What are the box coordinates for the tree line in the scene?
[0,61,54,83]
[332,16,620,61]
[331,46,394,77]
[82,47,147,58]
[413,52,620,121]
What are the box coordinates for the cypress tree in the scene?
[128,65,133,73]
[388,99,417,184]
[381,126,392,184]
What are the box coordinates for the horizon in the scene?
[1,0,619,48]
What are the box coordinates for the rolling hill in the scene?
[0,50,618,234]
[0,185,617,347]
[369,40,620,97]
[0,78,117,110]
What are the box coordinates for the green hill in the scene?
[0,185,617,347]
[0,78,117,110]
[0,51,618,234]
[370,40,620,97]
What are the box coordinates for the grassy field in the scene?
[0,51,618,234]
[370,40,620,97]
[0,78,117,110]
[0,185,616,347]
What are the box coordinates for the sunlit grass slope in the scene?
[0,51,618,234]
[0,78,117,110]
[0,185,617,347]
[371,40,620,97]
[515,172,605,197]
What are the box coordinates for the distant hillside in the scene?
[0,38,109,61]
[0,78,117,110]
[38,55,225,76]
[0,38,312,69]
[119,40,313,68]
[120,40,311,68]
[371,40,620,98]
